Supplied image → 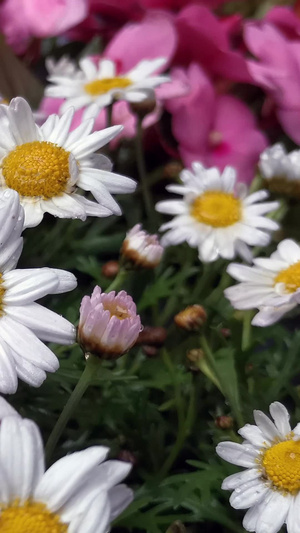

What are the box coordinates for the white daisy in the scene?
[225,239,300,326]
[0,97,136,228]
[0,188,77,393]
[0,397,133,533]
[216,401,300,533]
[155,162,279,263]
[45,56,170,114]
[259,143,300,197]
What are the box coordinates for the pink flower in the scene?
[0,0,88,54]
[104,11,177,72]
[78,287,142,359]
[121,224,164,268]
[244,18,300,144]
[166,63,267,184]
[141,0,228,10]
[173,5,252,83]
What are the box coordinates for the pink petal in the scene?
[104,12,177,73]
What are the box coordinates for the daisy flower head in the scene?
[155,162,279,263]
[216,401,300,533]
[0,189,77,394]
[225,239,300,327]
[0,397,133,533]
[45,56,170,114]
[259,143,300,198]
[0,97,136,228]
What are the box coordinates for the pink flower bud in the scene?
[78,287,142,359]
[121,224,164,269]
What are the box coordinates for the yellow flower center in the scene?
[0,501,67,533]
[103,301,130,320]
[84,77,132,96]
[1,141,71,199]
[190,191,241,227]
[274,261,300,293]
[263,439,300,493]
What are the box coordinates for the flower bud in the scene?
[78,287,142,359]
[101,260,119,279]
[215,415,234,430]
[163,161,183,180]
[142,345,159,358]
[118,450,137,466]
[121,224,164,269]
[186,348,204,363]
[135,326,167,346]
[166,522,186,533]
[174,305,207,331]
[221,328,231,338]
[130,89,156,119]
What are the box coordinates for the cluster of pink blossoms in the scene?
[5,1,300,185]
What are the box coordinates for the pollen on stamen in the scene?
[84,77,132,97]
[262,439,300,494]
[0,500,67,533]
[274,261,300,293]
[190,191,242,228]
[1,141,71,199]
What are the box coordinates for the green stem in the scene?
[242,310,253,352]
[45,355,99,461]
[106,103,113,129]
[105,268,128,292]
[135,118,155,228]
[199,335,219,379]
[159,350,187,478]
[200,335,244,427]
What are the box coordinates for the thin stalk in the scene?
[242,310,253,352]
[158,350,187,478]
[45,355,99,461]
[105,268,128,292]
[135,118,155,228]
[200,335,244,427]
[106,103,113,129]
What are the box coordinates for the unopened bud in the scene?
[135,326,167,346]
[186,348,204,363]
[221,328,231,338]
[215,415,234,430]
[118,450,137,466]
[130,90,156,119]
[78,287,141,359]
[101,260,119,279]
[121,224,164,269]
[142,345,159,358]
[174,305,207,331]
[166,521,186,533]
[163,161,183,180]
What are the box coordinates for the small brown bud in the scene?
[174,305,207,331]
[221,328,231,338]
[163,161,183,180]
[118,450,137,466]
[101,260,119,279]
[130,93,156,119]
[142,345,159,358]
[166,521,186,533]
[215,415,234,430]
[135,326,167,346]
[186,348,204,363]
[246,363,254,373]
